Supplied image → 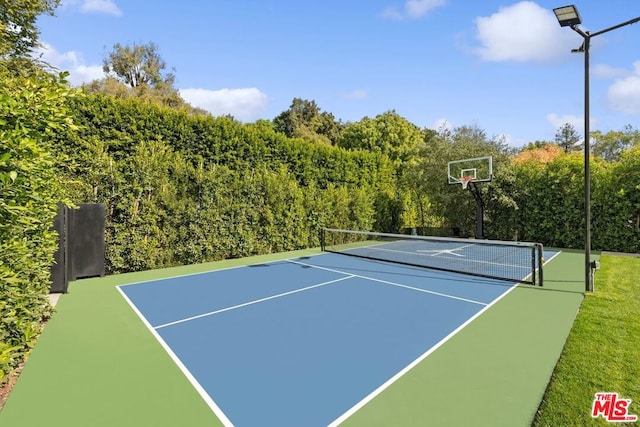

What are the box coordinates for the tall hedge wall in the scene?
[0,69,76,383]
[52,94,399,273]
[486,150,640,252]
[53,94,640,275]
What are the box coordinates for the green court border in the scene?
[0,248,584,426]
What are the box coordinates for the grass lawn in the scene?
[533,254,640,426]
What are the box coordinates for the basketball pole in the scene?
[467,181,484,240]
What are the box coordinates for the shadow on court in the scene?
[0,248,585,427]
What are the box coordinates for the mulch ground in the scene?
[0,361,24,411]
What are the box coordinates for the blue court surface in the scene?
[118,250,558,427]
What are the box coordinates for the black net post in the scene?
[537,244,544,287]
[531,245,536,287]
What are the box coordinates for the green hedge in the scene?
[53,94,640,276]
[0,68,76,383]
[3,76,639,388]
[52,94,395,273]
[486,151,640,252]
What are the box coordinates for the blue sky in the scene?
[37,0,640,146]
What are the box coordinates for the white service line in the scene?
[286,259,487,306]
[117,287,235,427]
[326,274,521,427]
[117,253,328,288]
[416,243,476,257]
[154,274,355,329]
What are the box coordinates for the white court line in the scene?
[116,287,235,427]
[115,250,556,426]
[416,243,476,257]
[154,275,355,329]
[117,253,328,288]
[327,274,521,427]
[286,259,487,306]
[544,250,562,265]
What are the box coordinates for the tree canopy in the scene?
[555,122,581,153]
[0,0,59,59]
[404,124,513,234]
[88,42,203,112]
[273,98,343,145]
[591,125,640,161]
[336,110,425,163]
[102,41,175,88]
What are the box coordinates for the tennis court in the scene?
[0,233,587,427]
[117,232,558,426]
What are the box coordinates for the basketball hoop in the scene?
[461,176,474,190]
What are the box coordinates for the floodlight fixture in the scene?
[553,5,582,27]
[553,5,640,292]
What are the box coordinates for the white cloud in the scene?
[607,61,640,115]
[593,64,630,79]
[34,43,104,85]
[380,7,403,21]
[63,0,122,16]
[405,0,446,18]
[340,89,369,100]
[82,0,121,16]
[381,0,446,20]
[472,1,578,63]
[179,88,268,122]
[72,64,105,84]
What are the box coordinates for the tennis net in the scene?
[321,228,544,286]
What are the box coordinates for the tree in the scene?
[273,98,343,145]
[94,43,203,112]
[404,124,512,235]
[82,76,202,111]
[514,143,563,164]
[336,110,423,163]
[591,125,640,161]
[102,42,175,88]
[82,76,130,98]
[0,0,59,59]
[521,140,553,151]
[555,122,581,153]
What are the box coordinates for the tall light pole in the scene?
[553,5,640,293]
